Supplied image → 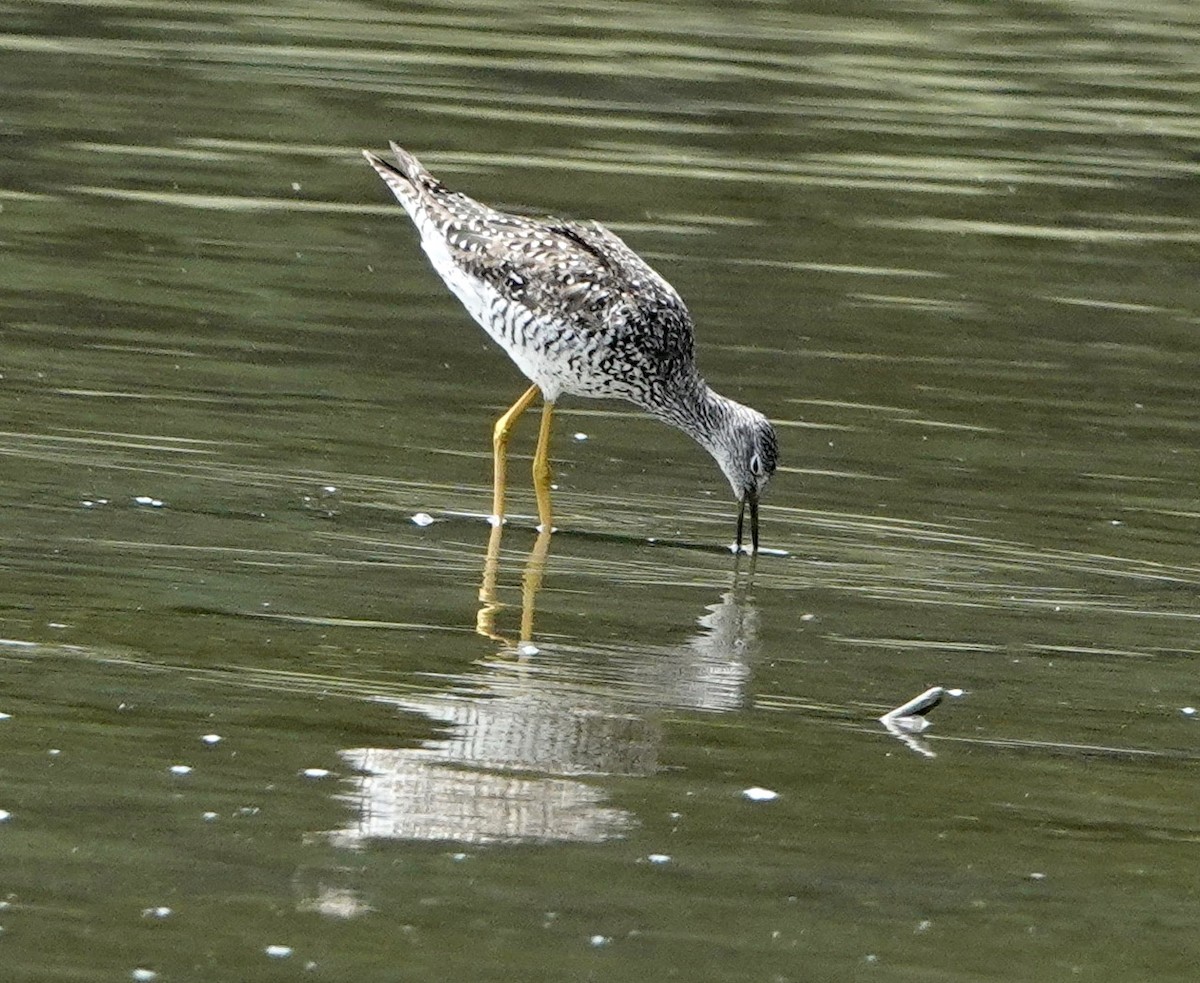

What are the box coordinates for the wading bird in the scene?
[363,143,778,551]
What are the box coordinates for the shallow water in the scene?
[3,0,1200,980]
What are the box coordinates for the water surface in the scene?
[2,0,1200,980]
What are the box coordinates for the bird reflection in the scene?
[324,528,763,849]
[475,522,551,647]
[636,583,757,714]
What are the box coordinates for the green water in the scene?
[2,0,1199,980]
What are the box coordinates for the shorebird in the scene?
[363,142,779,552]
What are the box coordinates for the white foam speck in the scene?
[201,733,222,745]
[1181,707,1197,716]
[265,945,293,959]
[411,512,435,526]
[302,768,331,779]
[132,970,158,982]
[141,906,172,920]
[573,432,588,441]
[133,496,164,507]
[647,854,671,865]
[742,787,778,802]
[169,765,192,776]
[589,935,610,947]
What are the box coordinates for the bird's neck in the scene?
[647,378,737,457]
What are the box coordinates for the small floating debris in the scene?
[169,765,193,776]
[0,712,10,721]
[517,641,539,657]
[133,495,164,508]
[200,733,222,746]
[646,854,671,865]
[879,686,963,758]
[265,945,293,959]
[730,544,789,557]
[742,787,779,802]
[141,906,172,920]
[410,512,435,527]
[202,811,219,822]
[301,768,331,779]
[0,809,11,822]
[881,686,945,728]
[589,935,610,948]
[131,970,158,982]
[1181,707,1197,717]
[302,485,340,517]
[573,432,588,441]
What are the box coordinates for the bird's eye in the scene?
[749,453,765,477]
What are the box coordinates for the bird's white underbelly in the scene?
[419,233,595,403]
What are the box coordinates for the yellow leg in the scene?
[532,398,555,533]
[491,383,540,525]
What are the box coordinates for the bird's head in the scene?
[711,405,778,553]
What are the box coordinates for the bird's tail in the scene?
[362,143,448,225]
[362,142,440,193]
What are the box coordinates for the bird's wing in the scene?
[547,218,687,311]
[446,212,691,330]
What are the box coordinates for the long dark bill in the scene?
[735,490,760,554]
